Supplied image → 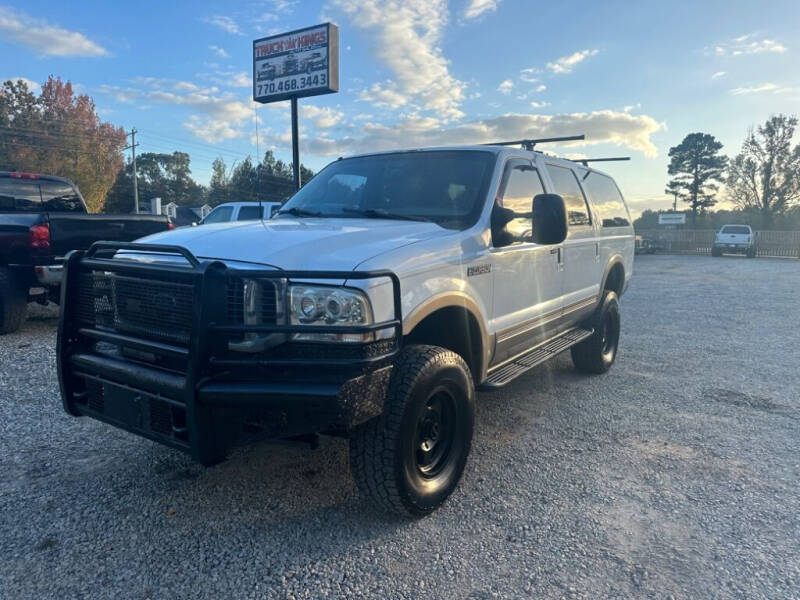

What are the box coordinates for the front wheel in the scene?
[571,291,621,374]
[711,246,722,257]
[349,345,475,517]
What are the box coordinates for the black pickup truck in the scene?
[0,172,172,333]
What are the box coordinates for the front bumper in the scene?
[57,242,402,465]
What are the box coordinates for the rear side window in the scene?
[581,172,631,228]
[237,205,263,221]
[0,180,41,211]
[40,182,84,212]
[545,165,591,227]
[721,225,750,234]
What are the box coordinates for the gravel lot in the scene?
[1,255,799,600]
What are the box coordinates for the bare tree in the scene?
[727,114,800,228]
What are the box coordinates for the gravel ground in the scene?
[1,254,799,600]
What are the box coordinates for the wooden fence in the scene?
[637,230,800,258]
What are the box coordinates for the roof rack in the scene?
[484,135,585,151]
[574,157,630,167]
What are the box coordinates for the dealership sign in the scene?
[253,23,339,104]
[658,213,687,225]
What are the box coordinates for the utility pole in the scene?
[125,128,140,213]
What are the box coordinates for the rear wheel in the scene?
[349,345,475,517]
[0,268,27,334]
[571,291,621,374]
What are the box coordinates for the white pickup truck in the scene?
[57,143,634,516]
[712,224,756,258]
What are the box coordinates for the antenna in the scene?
[575,157,631,166]
[484,134,585,151]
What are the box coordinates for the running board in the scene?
[480,327,594,390]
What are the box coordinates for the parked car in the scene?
[283,54,299,75]
[200,201,282,225]
[635,234,664,254]
[57,144,634,516]
[712,224,756,258]
[0,171,171,333]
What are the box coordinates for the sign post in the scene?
[253,23,339,191]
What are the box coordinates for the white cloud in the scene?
[534,84,547,93]
[497,79,514,94]
[6,77,41,93]
[209,45,230,58]
[464,0,501,19]
[0,7,108,57]
[359,82,409,108]
[714,35,787,57]
[98,80,253,142]
[204,15,242,35]
[547,49,599,74]
[301,105,345,128]
[519,67,540,83]
[729,83,790,95]
[330,0,465,120]
[529,101,549,108]
[711,71,726,79]
[278,109,663,158]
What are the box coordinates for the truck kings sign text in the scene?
[253,23,339,104]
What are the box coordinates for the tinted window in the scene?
[280,151,495,228]
[40,182,84,212]
[0,180,41,211]
[496,162,544,243]
[202,206,233,224]
[545,165,591,227]
[237,205,263,221]
[721,225,750,234]
[581,172,630,228]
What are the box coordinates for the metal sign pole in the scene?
[291,97,300,191]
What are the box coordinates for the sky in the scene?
[2,0,799,216]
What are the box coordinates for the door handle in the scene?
[550,247,559,254]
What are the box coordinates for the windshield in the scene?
[279,150,495,228]
[721,225,750,234]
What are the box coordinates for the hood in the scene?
[136,217,450,270]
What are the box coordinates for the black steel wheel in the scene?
[571,290,621,374]
[350,345,474,517]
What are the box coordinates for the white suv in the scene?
[57,143,634,516]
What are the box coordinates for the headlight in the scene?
[289,285,373,343]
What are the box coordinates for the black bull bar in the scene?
[57,242,402,465]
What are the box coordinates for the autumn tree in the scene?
[664,132,727,221]
[0,77,127,212]
[727,114,800,228]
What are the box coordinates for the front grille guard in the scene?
[57,242,403,460]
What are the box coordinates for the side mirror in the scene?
[532,193,567,245]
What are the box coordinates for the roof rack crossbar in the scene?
[484,135,585,151]
[575,157,631,166]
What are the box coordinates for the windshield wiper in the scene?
[340,207,431,222]
[276,206,324,218]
